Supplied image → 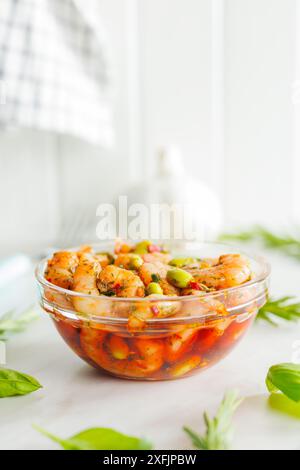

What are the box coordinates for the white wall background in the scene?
[0,0,298,253]
[224,0,296,226]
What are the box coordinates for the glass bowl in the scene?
[35,242,270,380]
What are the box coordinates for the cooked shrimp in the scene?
[114,253,143,270]
[195,327,221,355]
[80,328,163,377]
[127,295,180,332]
[132,338,164,375]
[77,245,93,254]
[95,252,114,268]
[164,327,198,363]
[45,251,78,289]
[180,296,228,319]
[158,278,180,296]
[138,261,169,286]
[72,253,110,316]
[97,265,145,297]
[185,254,251,289]
[142,252,171,264]
[138,261,179,296]
[73,253,101,296]
[197,258,219,269]
[138,261,179,297]
[107,335,130,360]
[114,239,132,254]
[80,328,108,367]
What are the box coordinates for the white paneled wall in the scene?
[138,0,213,184]
[224,0,296,226]
[138,0,298,227]
[0,130,59,250]
[0,0,298,254]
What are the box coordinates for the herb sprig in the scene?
[183,390,242,450]
[257,297,300,325]
[0,307,39,340]
[220,226,300,260]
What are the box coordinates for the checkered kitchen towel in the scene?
[0,0,114,146]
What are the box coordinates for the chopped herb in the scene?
[104,291,116,297]
[151,274,161,283]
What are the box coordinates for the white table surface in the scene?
[1,250,300,450]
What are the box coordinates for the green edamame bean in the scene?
[166,268,193,288]
[147,282,163,295]
[129,254,143,270]
[169,257,196,268]
[133,240,152,254]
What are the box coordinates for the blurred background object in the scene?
[124,146,223,241]
[0,0,299,256]
[0,0,114,145]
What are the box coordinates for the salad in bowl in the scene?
[36,240,270,380]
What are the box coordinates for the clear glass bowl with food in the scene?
[35,240,270,380]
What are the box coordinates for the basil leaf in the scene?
[266,363,300,402]
[0,368,42,397]
[268,393,300,419]
[34,425,152,450]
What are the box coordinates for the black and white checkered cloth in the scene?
[0,0,114,146]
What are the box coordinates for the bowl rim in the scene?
[35,241,271,303]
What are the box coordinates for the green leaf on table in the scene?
[219,226,300,260]
[33,425,152,450]
[257,297,300,325]
[0,306,39,340]
[266,363,300,402]
[0,368,42,398]
[183,390,242,450]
